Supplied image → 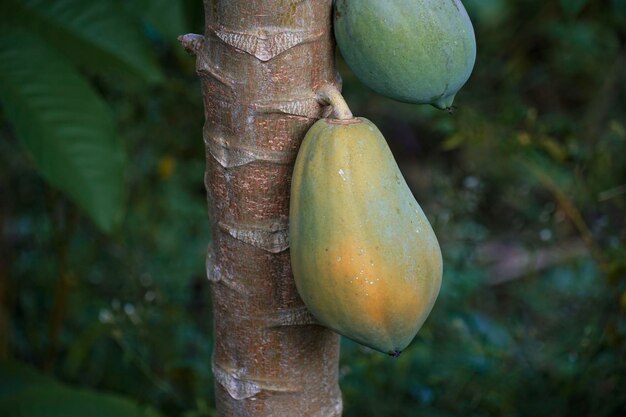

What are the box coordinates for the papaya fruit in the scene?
[290,117,442,355]
[334,0,476,109]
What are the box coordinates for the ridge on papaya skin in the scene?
[290,116,443,354]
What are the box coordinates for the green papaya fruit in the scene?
[290,117,443,355]
[334,0,476,109]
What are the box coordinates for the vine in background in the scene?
[43,192,78,371]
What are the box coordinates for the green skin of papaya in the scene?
[290,117,443,355]
[334,0,476,109]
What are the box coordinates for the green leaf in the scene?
[64,322,111,378]
[560,0,589,16]
[126,0,188,44]
[0,361,163,417]
[464,0,510,27]
[0,361,54,400]
[0,30,125,233]
[2,0,163,83]
[519,150,575,193]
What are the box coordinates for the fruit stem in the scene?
[317,84,354,120]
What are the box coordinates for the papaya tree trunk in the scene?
[179,1,342,415]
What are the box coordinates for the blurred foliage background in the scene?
[1,0,625,416]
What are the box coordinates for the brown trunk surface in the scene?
[180,1,342,415]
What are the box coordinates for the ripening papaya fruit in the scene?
[290,117,442,355]
[334,0,476,109]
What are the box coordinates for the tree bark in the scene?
[180,1,342,415]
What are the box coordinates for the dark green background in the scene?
[1,0,625,416]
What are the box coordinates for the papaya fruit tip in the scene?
[389,350,402,358]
